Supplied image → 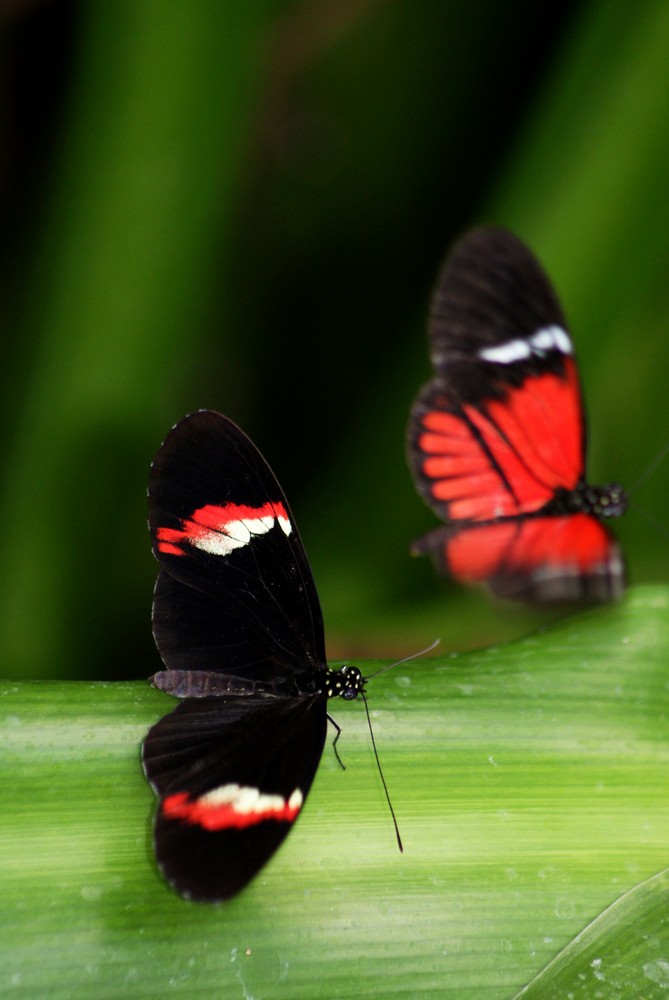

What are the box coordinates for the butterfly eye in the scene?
[340,665,364,700]
[601,484,628,517]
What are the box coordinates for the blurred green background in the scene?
[0,0,666,682]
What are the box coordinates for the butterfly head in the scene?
[577,482,628,519]
[325,664,365,701]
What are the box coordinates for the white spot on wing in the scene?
[528,328,556,352]
[225,520,252,544]
[191,530,245,557]
[479,338,530,364]
[277,515,292,536]
[550,326,573,354]
[478,324,573,365]
[200,782,303,816]
[287,788,302,810]
[243,514,274,533]
[192,514,290,557]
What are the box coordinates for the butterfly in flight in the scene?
[142,411,376,902]
[407,226,626,603]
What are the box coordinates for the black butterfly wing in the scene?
[142,692,328,902]
[143,411,331,900]
[427,226,570,385]
[148,410,326,682]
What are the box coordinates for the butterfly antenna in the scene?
[365,637,441,681]
[625,440,669,541]
[361,639,440,853]
[628,502,669,543]
[629,439,669,494]
[360,689,404,853]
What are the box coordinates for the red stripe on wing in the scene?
[162,786,303,832]
[445,520,519,581]
[442,513,624,601]
[156,500,289,555]
[419,410,516,520]
[447,513,611,580]
[481,358,583,495]
[415,359,584,522]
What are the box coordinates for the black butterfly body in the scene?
[142,411,364,902]
[407,226,626,603]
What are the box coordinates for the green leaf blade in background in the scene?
[2,586,668,997]
[297,0,669,652]
[0,1,273,680]
[2,1,668,681]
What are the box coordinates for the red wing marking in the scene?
[416,360,584,522]
[446,514,619,583]
[419,411,526,520]
[156,501,292,557]
[162,784,303,831]
[444,521,520,581]
[481,359,583,494]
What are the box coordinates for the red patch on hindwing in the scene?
[445,513,617,584]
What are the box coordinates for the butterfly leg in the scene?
[326,714,346,770]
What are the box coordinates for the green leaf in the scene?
[514,869,669,998]
[2,586,667,997]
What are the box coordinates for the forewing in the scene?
[409,357,584,522]
[148,411,326,681]
[428,226,569,391]
[142,692,328,901]
[408,227,586,524]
